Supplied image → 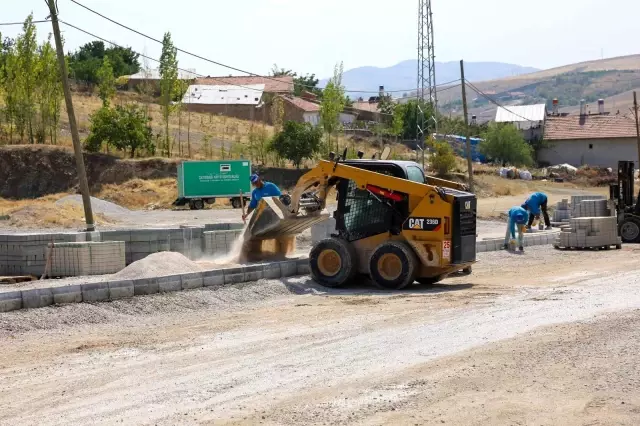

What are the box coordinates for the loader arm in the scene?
[289,160,440,214]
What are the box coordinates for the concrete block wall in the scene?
[203,230,243,256]
[0,232,87,276]
[46,241,126,277]
[1,223,245,277]
[555,217,621,248]
[476,230,560,253]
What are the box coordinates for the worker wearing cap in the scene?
[522,191,551,230]
[503,205,529,252]
[243,174,282,221]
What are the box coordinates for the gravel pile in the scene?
[113,252,202,279]
[55,195,130,216]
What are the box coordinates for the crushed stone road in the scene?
[2,246,640,425]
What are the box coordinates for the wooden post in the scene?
[240,190,246,223]
[460,60,474,193]
[47,0,95,231]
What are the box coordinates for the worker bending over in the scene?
[503,206,529,252]
[242,174,282,221]
[522,191,551,230]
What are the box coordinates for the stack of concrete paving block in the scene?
[202,230,243,256]
[552,195,608,224]
[0,232,86,276]
[553,199,571,222]
[46,241,126,277]
[555,216,621,249]
[571,198,610,218]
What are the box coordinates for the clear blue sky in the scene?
[2,0,639,79]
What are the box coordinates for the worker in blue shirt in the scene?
[242,174,282,221]
[522,191,551,230]
[503,206,529,252]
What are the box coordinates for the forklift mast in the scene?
[611,161,640,215]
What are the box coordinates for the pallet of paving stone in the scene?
[0,275,37,284]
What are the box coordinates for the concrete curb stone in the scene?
[181,272,204,290]
[224,267,245,285]
[82,282,110,302]
[202,269,224,287]
[132,277,159,296]
[0,290,22,312]
[21,288,53,309]
[51,285,82,304]
[108,280,135,300]
[158,275,182,293]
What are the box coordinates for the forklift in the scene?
[611,160,640,243]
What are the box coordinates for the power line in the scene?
[58,20,266,93]
[0,20,49,26]
[66,0,445,95]
[465,81,535,122]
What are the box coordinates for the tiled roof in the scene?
[194,76,293,93]
[282,96,320,112]
[544,114,637,141]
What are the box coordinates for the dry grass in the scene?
[95,178,177,210]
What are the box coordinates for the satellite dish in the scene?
[380,146,391,160]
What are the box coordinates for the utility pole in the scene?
[460,60,474,193]
[46,0,95,231]
[634,92,640,169]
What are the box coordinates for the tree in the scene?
[480,122,533,167]
[270,96,285,133]
[14,14,39,143]
[294,74,322,98]
[270,121,323,168]
[68,41,140,85]
[427,138,456,176]
[390,104,404,141]
[85,104,154,158]
[377,93,394,115]
[35,35,63,144]
[270,64,294,77]
[396,100,435,140]
[320,62,346,150]
[159,32,178,157]
[96,56,116,106]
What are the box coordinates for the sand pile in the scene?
[55,195,130,216]
[113,252,202,279]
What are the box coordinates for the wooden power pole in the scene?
[634,91,640,169]
[46,0,95,231]
[460,60,474,193]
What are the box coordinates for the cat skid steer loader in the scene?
[242,154,476,289]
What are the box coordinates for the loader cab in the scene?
[335,160,423,241]
[341,160,426,183]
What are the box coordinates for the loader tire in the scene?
[310,238,357,288]
[369,241,419,290]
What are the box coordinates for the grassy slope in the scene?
[438,54,640,119]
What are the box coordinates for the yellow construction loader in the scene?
[242,152,476,289]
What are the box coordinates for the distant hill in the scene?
[434,55,640,122]
[319,60,539,98]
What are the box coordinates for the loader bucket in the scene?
[240,197,329,262]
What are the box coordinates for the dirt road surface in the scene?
[2,246,640,425]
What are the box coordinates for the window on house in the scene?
[589,144,593,149]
